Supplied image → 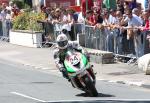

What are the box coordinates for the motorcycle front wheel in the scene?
[83,76,98,97]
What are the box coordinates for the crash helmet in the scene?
[56,34,68,49]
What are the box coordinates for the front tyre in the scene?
[83,76,98,97]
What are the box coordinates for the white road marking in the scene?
[10,92,150,102]
[10,92,46,102]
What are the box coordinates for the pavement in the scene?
[0,41,150,89]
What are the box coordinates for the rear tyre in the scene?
[83,76,98,97]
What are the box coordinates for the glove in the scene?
[60,67,69,79]
[59,67,65,72]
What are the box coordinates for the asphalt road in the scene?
[0,59,150,103]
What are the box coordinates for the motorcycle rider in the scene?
[53,33,89,80]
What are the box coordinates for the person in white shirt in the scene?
[61,9,72,40]
[132,8,143,25]
[5,10,12,37]
[1,6,7,37]
[77,12,85,24]
[109,9,117,25]
[6,1,13,11]
[77,12,85,35]
[102,10,113,52]
[108,9,118,53]
[123,9,143,57]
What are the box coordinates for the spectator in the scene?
[115,10,124,54]
[107,9,118,53]
[141,11,150,54]
[0,12,3,36]
[123,9,143,57]
[61,9,71,39]
[102,9,114,52]
[132,8,143,25]
[67,9,75,40]
[109,9,117,25]
[77,8,85,35]
[6,1,13,11]
[5,10,12,36]
[1,3,7,37]
[142,11,150,31]
[78,11,85,23]
[52,8,62,26]
[124,1,130,11]
[85,10,95,26]
[11,3,20,18]
[93,11,103,24]
[117,4,124,14]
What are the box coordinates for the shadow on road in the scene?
[76,92,115,97]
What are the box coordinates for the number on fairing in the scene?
[69,55,79,65]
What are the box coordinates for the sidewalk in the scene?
[0,41,150,89]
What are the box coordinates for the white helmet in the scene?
[56,34,68,49]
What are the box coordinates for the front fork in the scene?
[87,66,96,83]
[78,66,96,87]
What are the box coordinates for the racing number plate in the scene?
[69,55,80,65]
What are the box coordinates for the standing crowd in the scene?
[0,2,20,38]
[1,0,150,58]
[42,0,150,58]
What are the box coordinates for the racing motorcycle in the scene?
[64,49,98,97]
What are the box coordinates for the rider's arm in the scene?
[70,41,84,53]
[53,49,64,71]
[71,41,90,61]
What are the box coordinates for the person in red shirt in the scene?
[85,10,95,26]
[141,11,150,31]
[140,11,150,54]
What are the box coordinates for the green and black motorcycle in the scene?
[64,49,98,97]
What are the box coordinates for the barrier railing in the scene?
[85,25,106,50]
[84,25,150,61]
[8,19,148,60]
[42,22,150,58]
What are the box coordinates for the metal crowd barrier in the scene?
[41,22,150,60]
[84,25,106,50]
[84,25,150,62]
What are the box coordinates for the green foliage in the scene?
[12,12,45,32]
